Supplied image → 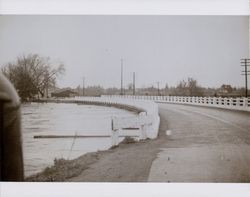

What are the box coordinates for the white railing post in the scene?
[243,97,248,107]
[223,97,226,106]
[236,97,241,107]
[229,97,233,106]
[218,97,222,105]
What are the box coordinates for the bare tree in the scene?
[187,77,204,96]
[1,54,65,101]
[175,79,188,96]
[175,78,204,96]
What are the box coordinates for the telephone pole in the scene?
[82,77,85,96]
[157,82,160,96]
[133,72,135,95]
[241,58,250,98]
[120,59,123,95]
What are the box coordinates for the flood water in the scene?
[21,102,136,177]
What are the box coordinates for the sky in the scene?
[0,15,249,89]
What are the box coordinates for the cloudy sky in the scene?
[0,16,248,88]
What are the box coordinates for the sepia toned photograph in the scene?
[0,15,249,183]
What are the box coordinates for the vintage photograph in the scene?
[0,15,249,182]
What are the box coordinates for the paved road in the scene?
[148,103,250,182]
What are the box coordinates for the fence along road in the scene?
[104,95,250,112]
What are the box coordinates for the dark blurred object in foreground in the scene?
[0,72,23,181]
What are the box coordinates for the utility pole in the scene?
[165,83,168,96]
[82,77,85,96]
[120,58,123,95]
[241,58,250,98]
[157,82,160,96]
[133,72,135,95]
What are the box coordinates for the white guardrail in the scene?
[102,95,250,112]
[45,97,160,146]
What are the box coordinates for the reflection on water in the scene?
[21,102,136,177]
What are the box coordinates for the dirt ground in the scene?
[26,134,168,182]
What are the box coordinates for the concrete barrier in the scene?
[36,96,160,145]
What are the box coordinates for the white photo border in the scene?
[0,0,250,197]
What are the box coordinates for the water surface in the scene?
[21,102,136,176]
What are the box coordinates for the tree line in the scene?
[1,53,246,100]
[1,54,65,101]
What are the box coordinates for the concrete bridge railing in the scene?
[102,95,250,112]
[37,97,160,145]
[73,97,160,144]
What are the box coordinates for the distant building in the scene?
[219,84,233,94]
[51,88,78,98]
[216,84,235,97]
